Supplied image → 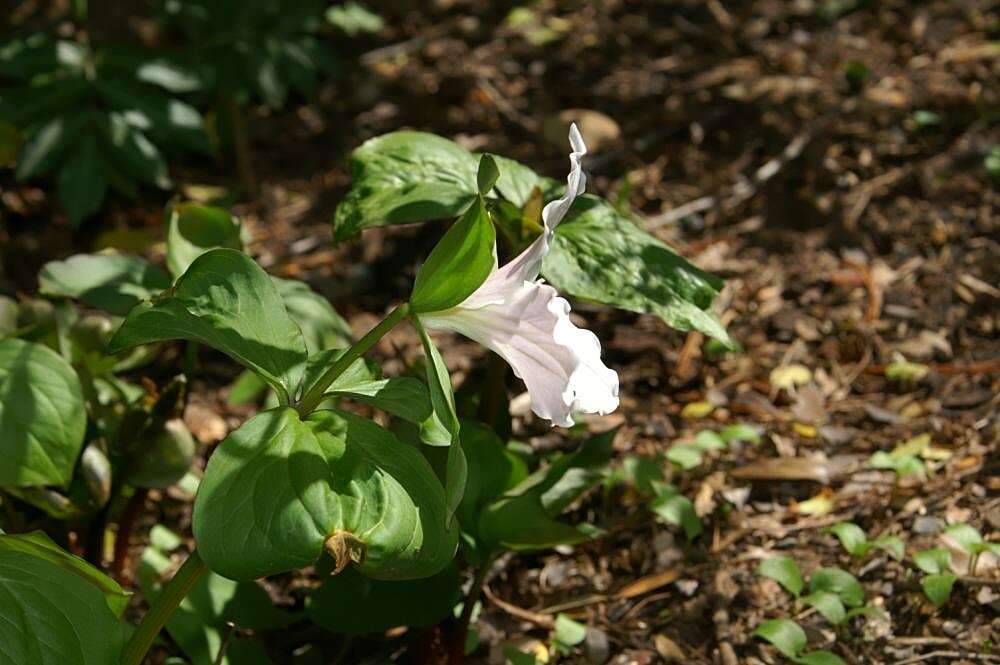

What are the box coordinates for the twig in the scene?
[111,487,149,584]
[482,585,555,629]
[896,651,1000,664]
[213,622,236,665]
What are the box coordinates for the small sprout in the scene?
[885,357,930,384]
[803,590,846,625]
[650,488,701,540]
[909,110,942,129]
[921,574,957,607]
[694,430,726,451]
[720,423,762,445]
[986,146,1000,180]
[666,444,702,470]
[913,547,957,607]
[843,60,870,90]
[826,522,905,560]
[808,568,865,608]
[551,614,586,655]
[869,451,925,478]
[770,364,812,391]
[758,555,804,597]
[681,400,714,419]
[754,618,846,664]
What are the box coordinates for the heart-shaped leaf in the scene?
[109,249,308,404]
[0,532,126,664]
[193,407,457,581]
[921,573,956,607]
[0,338,86,487]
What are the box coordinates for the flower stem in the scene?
[121,549,207,665]
[449,553,498,665]
[296,304,410,415]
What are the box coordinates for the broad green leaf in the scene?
[139,531,291,665]
[166,202,244,279]
[492,155,548,207]
[306,562,460,635]
[326,2,385,36]
[803,590,846,625]
[552,614,587,654]
[943,523,982,553]
[913,548,950,575]
[827,522,869,556]
[0,531,129,616]
[0,533,126,664]
[720,423,762,445]
[795,652,846,665]
[758,555,804,597]
[808,568,864,607]
[98,112,170,189]
[0,338,86,487]
[109,249,308,403]
[615,455,664,495]
[39,252,171,316]
[57,134,108,226]
[193,407,456,581]
[334,131,479,241]
[542,196,730,344]
[272,277,353,354]
[754,618,806,658]
[650,489,701,540]
[921,573,956,607]
[410,197,496,313]
[504,646,541,665]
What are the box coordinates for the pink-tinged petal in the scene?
[420,277,618,427]
[495,123,588,285]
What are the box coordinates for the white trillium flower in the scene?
[420,124,619,427]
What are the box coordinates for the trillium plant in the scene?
[0,126,729,663]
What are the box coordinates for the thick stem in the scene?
[477,353,507,429]
[121,550,208,665]
[226,98,257,198]
[449,555,497,665]
[296,304,410,415]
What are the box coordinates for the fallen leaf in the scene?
[794,489,836,516]
[681,401,714,419]
[770,364,812,391]
[653,635,686,662]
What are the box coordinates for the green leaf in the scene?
[666,444,702,470]
[57,133,108,226]
[615,455,664,495]
[542,196,730,344]
[0,534,126,664]
[166,202,244,279]
[758,555,804,597]
[552,614,587,654]
[306,562,460,635]
[694,429,726,451]
[808,568,864,607]
[192,407,457,581]
[139,532,291,665]
[39,252,171,316]
[504,646,541,665]
[921,573,956,607]
[410,197,496,313]
[720,423,762,445]
[872,535,904,561]
[827,522,870,556]
[795,651,846,665]
[913,548,950,575]
[98,112,171,189]
[96,79,210,155]
[943,523,983,554]
[272,277,354,355]
[754,618,806,658]
[326,2,385,36]
[477,154,500,195]
[0,338,86,487]
[0,531,129,616]
[16,112,88,179]
[803,590,847,625]
[334,131,479,241]
[492,155,547,207]
[650,489,701,540]
[109,249,308,404]
[478,429,614,550]
[457,421,528,540]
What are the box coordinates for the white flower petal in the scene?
[496,123,587,285]
[420,277,618,427]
